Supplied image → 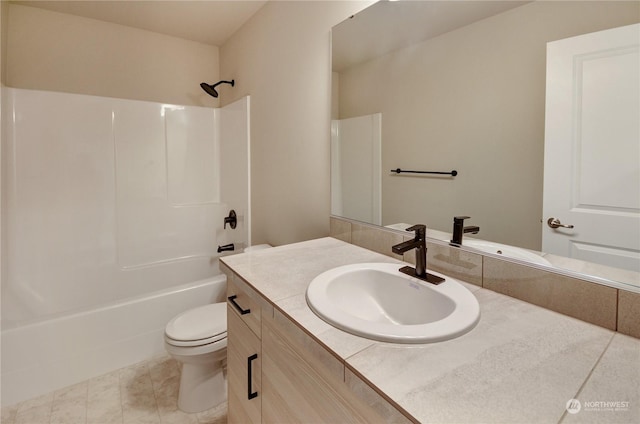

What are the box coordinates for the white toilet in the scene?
[165,244,272,413]
[164,302,228,413]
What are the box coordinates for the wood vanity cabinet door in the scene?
[261,315,384,423]
[227,305,261,424]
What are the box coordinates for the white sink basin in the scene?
[306,263,480,344]
[463,239,552,267]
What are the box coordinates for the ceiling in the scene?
[11,0,268,46]
[332,0,530,71]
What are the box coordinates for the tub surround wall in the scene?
[2,88,233,325]
[330,114,382,225]
[219,97,251,248]
[330,216,640,339]
[221,238,639,422]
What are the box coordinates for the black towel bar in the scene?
[391,168,457,176]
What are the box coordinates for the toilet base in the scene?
[177,359,227,413]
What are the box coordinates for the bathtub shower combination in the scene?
[0,88,250,406]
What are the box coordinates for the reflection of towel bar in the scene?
[391,168,458,176]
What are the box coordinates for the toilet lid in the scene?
[165,303,227,342]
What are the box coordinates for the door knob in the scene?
[547,218,574,229]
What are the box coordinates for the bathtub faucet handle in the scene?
[224,210,237,229]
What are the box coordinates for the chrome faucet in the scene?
[450,216,480,246]
[391,225,445,284]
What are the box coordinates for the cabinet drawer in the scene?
[226,273,263,338]
[228,305,261,424]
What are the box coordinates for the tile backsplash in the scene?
[483,256,618,330]
[618,290,640,339]
[330,216,639,338]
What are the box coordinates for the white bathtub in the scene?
[0,273,227,407]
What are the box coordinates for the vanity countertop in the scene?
[220,237,639,423]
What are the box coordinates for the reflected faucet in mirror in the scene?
[451,216,480,246]
[392,224,445,285]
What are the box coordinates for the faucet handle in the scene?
[224,210,237,229]
[405,224,426,239]
[454,216,471,222]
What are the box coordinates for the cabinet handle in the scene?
[247,353,258,400]
[228,295,251,315]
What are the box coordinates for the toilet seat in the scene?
[165,303,227,348]
[165,331,227,347]
[165,335,228,357]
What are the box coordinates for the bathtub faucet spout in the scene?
[217,243,234,253]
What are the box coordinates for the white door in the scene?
[543,24,640,272]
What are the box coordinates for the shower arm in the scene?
[211,80,234,89]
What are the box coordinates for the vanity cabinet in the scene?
[261,312,389,423]
[227,276,263,424]
[223,266,413,424]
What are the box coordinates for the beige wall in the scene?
[1,1,8,86]
[5,3,220,107]
[220,1,372,246]
[1,0,7,289]
[337,1,639,250]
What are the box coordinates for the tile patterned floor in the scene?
[1,355,227,424]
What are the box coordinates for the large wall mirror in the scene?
[331,0,639,291]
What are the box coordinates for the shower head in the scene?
[200,79,235,98]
